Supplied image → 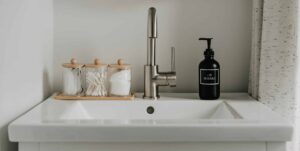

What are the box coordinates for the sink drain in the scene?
[146,106,155,114]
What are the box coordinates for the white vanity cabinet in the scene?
[9,93,292,151]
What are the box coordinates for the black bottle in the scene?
[198,38,220,100]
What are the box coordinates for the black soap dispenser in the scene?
[198,38,220,100]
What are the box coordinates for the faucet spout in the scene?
[148,7,157,38]
[147,7,157,66]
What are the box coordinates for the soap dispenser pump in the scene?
[198,38,220,100]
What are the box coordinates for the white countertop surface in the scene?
[8,93,293,142]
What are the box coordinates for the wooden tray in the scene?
[53,92,135,101]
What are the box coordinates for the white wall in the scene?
[54,0,252,93]
[0,0,53,151]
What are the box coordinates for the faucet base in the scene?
[143,64,176,99]
[143,65,159,99]
[143,95,160,100]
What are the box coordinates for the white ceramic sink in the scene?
[9,93,293,143]
[44,99,240,122]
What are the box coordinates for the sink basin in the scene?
[43,99,240,122]
[8,93,293,143]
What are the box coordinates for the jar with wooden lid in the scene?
[62,58,84,96]
[84,58,108,96]
[108,59,131,96]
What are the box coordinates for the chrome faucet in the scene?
[143,7,176,99]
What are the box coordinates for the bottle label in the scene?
[200,69,219,85]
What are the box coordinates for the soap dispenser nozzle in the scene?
[199,38,214,57]
[199,38,213,49]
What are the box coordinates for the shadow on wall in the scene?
[0,0,53,150]
[43,69,52,98]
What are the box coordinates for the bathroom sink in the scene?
[43,98,240,122]
[9,93,292,142]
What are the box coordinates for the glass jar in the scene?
[84,59,108,96]
[62,58,84,96]
[108,59,131,96]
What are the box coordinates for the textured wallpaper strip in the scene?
[249,0,263,99]
[250,0,298,119]
[259,0,298,120]
[250,0,299,150]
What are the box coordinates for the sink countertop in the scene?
[8,93,293,143]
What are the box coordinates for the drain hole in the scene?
[146,106,155,114]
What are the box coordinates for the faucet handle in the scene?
[171,47,176,72]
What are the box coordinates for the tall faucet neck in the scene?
[147,7,157,66]
[144,7,177,100]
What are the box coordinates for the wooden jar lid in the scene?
[85,58,107,68]
[62,58,84,68]
[108,59,130,70]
